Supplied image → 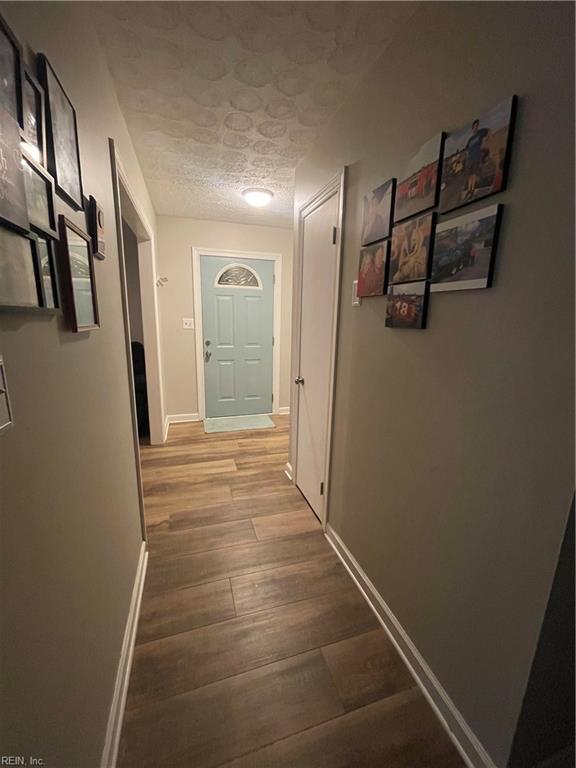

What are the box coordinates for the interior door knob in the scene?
[294,376,304,385]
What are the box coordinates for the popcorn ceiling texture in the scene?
[94,2,417,226]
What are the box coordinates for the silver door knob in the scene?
[294,376,304,385]
[205,350,212,362]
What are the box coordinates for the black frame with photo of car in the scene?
[394,133,444,223]
[431,204,503,292]
[439,96,517,213]
[386,281,429,329]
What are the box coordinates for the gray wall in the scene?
[157,216,293,416]
[0,3,155,765]
[293,3,574,766]
[123,220,144,344]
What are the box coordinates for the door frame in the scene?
[289,170,346,529]
[110,144,166,447]
[191,247,282,421]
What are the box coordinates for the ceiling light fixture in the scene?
[242,188,274,208]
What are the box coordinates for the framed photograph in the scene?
[386,281,428,329]
[87,195,106,260]
[37,54,84,211]
[0,228,41,309]
[361,178,396,245]
[431,204,503,292]
[394,133,444,223]
[0,13,23,125]
[22,155,57,238]
[357,240,389,298]
[440,96,517,213]
[21,68,45,166]
[37,234,59,309]
[389,212,435,285]
[58,216,99,331]
[0,105,29,232]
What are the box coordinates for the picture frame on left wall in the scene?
[37,54,84,211]
[0,13,23,126]
[22,154,57,239]
[0,104,29,233]
[58,216,99,332]
[0,229,41,310]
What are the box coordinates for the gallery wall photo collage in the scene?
[356,95,517,329]
[0,12,106,332]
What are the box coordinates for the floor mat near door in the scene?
[204,415,276,433]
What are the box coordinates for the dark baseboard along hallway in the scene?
[119,417,464,767]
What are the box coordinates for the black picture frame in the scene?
[389,211,436,286]
[431,204,503,293]
[0,228,42,311]
[87,195,106,260]
[439,96,518,215]
[21,68,46,167]
[35,232,60,310]
[22,154,57,239]
[394,133,445,224]
[37,54,84,211]
[361,178,396,246]
[0,104,29,233]
[58,216,99,332]
[0,12,23,127]
[385,280,429,330]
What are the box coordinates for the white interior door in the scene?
[295,189,341,520]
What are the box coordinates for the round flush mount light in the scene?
[242,188,274,208]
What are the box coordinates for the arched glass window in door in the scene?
[215,264,262,289]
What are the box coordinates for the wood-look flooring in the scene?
[119,416,464,768]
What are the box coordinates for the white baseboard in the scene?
[325,524,496,768]
[277,406,290,415]
[284,461,293,481]
[164,413,201,440]
[101,542,148,768]
[166,412,200,424]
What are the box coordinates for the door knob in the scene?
[205,350,212,362]
[294,376,304,385]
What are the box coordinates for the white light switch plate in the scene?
[352,280,362,306]
[183,317,194,330]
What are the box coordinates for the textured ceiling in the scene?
[93,2,416,227]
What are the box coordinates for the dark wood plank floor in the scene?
[119,416,464,768]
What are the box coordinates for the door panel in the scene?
[296,192,340,519]
[201,256,274,417]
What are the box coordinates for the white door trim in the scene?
[289,170,346,529]
[191,247,282,420]
[111,146,166,446]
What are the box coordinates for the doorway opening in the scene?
[192,248,282,426]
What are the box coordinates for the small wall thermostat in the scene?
[0,356,13,432]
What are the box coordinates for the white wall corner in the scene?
[100,542,148,768]
[324,524,497,768]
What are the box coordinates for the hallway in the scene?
[119,418,463,767]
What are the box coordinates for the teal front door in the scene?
[200,256,274,418]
